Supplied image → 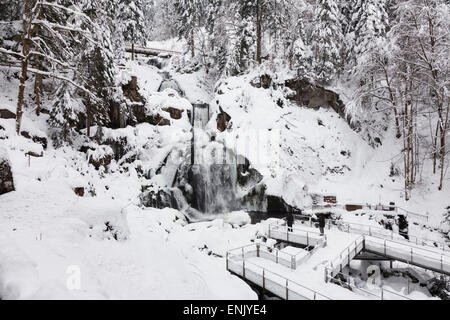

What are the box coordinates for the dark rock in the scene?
[140,187,180,210]
[285,78,359,131]
[20,131,48,149]
[122,76,145,104]
[266,195,301,214]
[250,74,273,89]
[217,106,231,132]
[237,157,263,188]
[74,187,85,197]
[0,109,15,119]
[26,151,43,157]
[147,57,163,69]
[87,147,113,170]
[163,107,183,120]
[0,154,14,195]
[147,114,171,126]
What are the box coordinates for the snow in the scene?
[1,37,449,300]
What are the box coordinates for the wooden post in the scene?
[243,260,245,279]
[257,244,260,258]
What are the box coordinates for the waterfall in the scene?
[189,104,239,214]
[157,72,184,96]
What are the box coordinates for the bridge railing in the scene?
[292,214,449,254]
[227,243,297,269]
[226,251,332,300]
[268,219,326,248]
[324,268,412,300]
[326,236,365,278]
[337,220,450,255]
[364,237,450,275]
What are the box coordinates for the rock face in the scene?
[122,76,145,105]
[140,187,180,210]
[285,78,359,131]
[163,107,183,120]
[0,109,15,119]
[216,107,231,132]
[0,150,14,195]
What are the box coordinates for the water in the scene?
[189,104,239,214]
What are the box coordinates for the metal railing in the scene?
[337,220,450,255]
[268,219,326,248]
[326,236,365,278]
[226,251,332,300]
[291,214,449,255]
[324,268,412,300]
[227,243,298,269]
[364,237,450,275]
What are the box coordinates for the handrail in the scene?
[340,221,450,255]
[328,236,365,272]
[228,243,298,269]
[292,214,450,254]
[269,220,324,237]
[325,268,412,300]
[226,253,332,300]
[365,236,449,272]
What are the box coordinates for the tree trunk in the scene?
[86,96,91,137]
[34,55,42,116]
[256,0,262,64]
[16,0,32,135]
[439,105,449,190]
[190,30,195,58]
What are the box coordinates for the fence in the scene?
[324,268,412,300]
[268,220,326,248]
[337,220,450,255]
[326,236,365,278]
[226,251,332,300]
[364,237,450,275]
[292,214,449,255]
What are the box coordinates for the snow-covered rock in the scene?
[0,147,14,195]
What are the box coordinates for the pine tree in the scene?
[174,0,205,57]
[117,0,149,47]
[310,0,344,83]
[351,0,389,67]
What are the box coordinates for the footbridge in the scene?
[226,219,450,300]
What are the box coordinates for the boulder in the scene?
[147,114,171,126]
[162,107,183,120]
[87,146,114,170]
[216,107,231,132]
[251,74,273,89]
[0,109,15,119]
[74,187,85,197]
[140,186,180,209]
[122,76,145,104]
[0,150,14,195]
